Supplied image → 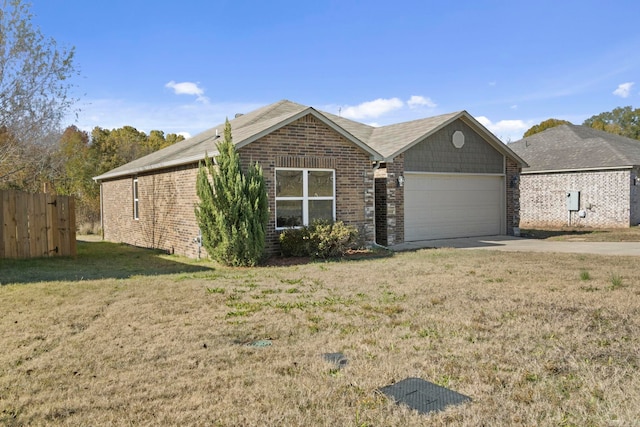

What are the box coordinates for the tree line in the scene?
[0,125,184,231]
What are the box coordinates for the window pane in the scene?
[309,200,333,223]
[276,170,303,197]
[308,171,333,197]
[276,200,303,227]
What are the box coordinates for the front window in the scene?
[275,168,335,228]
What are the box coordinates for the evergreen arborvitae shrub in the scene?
[195,120,268,266]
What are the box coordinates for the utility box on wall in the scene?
[566,191,580,211]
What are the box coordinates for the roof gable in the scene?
[366,110,526,166]
[95,100,382,181]
[94,100,525,181]
[509,124,640,172]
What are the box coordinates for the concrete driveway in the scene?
[390,235,640,256]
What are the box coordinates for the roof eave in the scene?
[93,153,216,182]
[522,165,636,175]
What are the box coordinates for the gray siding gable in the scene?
[404,120,504,174]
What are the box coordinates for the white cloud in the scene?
[475,116,533,143]
[341,97,404,120]
[165,80,209,103]
[407,95,436,109]
[613,82,634,98]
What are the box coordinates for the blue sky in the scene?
[32,0,640,142]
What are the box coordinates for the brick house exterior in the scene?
[95,100,525,258]
[510,125,640,228]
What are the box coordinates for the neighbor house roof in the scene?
[95,99,525,181]
[509,124,640,173]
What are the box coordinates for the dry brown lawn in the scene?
[1,241,639,426]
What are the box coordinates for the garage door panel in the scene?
[405,174,504,241]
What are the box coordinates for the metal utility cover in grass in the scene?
[379,377,471,415]
[322,352,348,368]
[248,339,272,348]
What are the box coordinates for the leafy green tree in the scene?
[523,119,572,137]
[54,126,101,227]
[90,126,185,175]
[146,130,184,152]
[195,120,268,266]
[583,106,640,140]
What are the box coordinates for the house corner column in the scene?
[363,168,375,243]
[386,156,405,245]
[506,159,521,235]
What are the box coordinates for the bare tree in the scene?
[0,0,78,187]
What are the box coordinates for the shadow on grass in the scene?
[0,240,213,285]
[263,248,394,266]
[521,228,597,240]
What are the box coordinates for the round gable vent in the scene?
[452,131,465,149]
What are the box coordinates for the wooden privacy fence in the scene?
[0,190,76,259]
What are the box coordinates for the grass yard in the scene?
[1,240,639,426]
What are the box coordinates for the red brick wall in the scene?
[239,114,375,253]
[101,114,375,258]
[101,164,205,259]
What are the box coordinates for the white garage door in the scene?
[405,173,504,241]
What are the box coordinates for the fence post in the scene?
[57,196,72,256]
[28,193,48,257]
[2,190,18,258]
[46,193,58,256]
[69,197,77,256]
[16,191,30,258]
[0,191,5,258]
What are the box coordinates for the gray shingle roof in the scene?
[367,111,462,158]
[509,124,640,173]
[95,100,525,181]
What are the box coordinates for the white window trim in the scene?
[275,168,336,229]
[133,177,139,220]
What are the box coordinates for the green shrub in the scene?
[279,220,358,258]
[278,227,312,257]
[195,120,268,267]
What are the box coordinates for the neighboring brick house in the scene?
[509,124,640,228]
[94,100,525,258]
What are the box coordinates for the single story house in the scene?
[94,100,526,258]
[509,124,640,228]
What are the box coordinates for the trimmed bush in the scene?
[279,220,358,258]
